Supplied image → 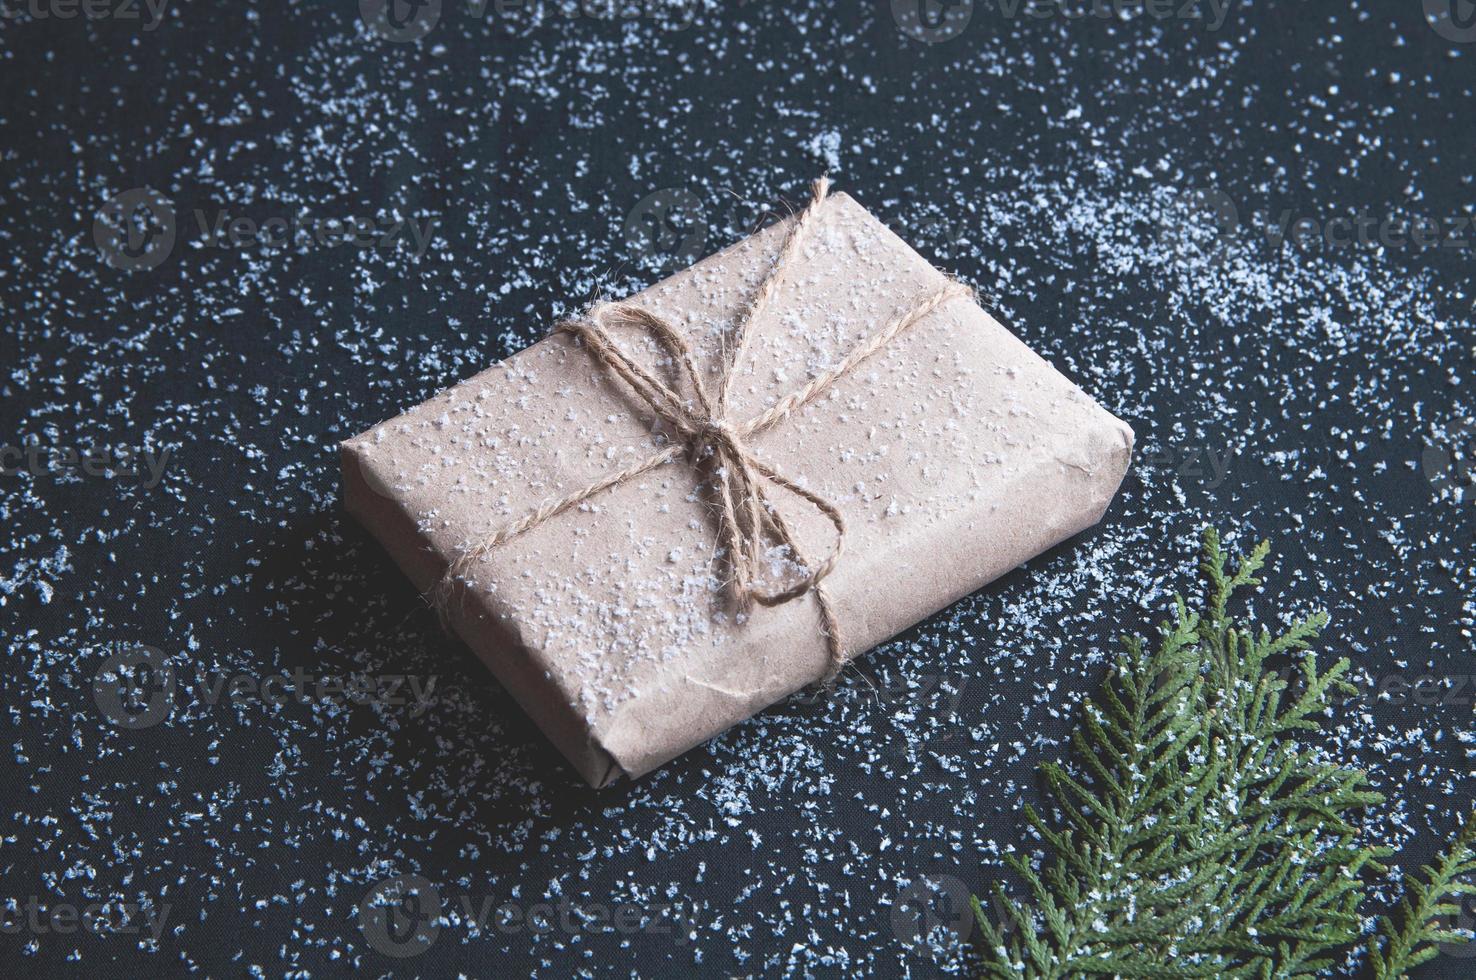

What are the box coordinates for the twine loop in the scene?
[432,178,971,681]
[557,294,850,621]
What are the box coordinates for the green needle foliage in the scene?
[1369,811,1476,978]
[970,529,1476,978]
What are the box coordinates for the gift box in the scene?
[341,182,1133,787]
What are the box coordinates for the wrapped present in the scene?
[341,180,1133,786]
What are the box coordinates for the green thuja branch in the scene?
[974,529,1393,978]
[1368,811,1476,979]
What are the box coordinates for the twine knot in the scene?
[432,178,972,681]
[694,418,737,449]
[562,297,847,620]
[686,419,738,468]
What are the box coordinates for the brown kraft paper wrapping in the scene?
[341,190,1135,787]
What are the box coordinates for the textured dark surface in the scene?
[2,1,1474,976]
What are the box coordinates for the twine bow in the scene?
[432,178,971,680]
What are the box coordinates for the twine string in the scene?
[431,178,971,680]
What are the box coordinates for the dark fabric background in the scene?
[2,0,1474,976]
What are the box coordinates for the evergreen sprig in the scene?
[973,529,1405,978]
[1368,810,1476,978]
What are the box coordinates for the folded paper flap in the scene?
[343,189,1134,785]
